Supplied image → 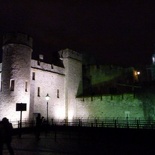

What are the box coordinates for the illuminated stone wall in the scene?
[30,60,65,120]
[76,94,144,119]
[59,49,83,120]
[0,33,33,121]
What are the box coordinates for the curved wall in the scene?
[0,33,33,121]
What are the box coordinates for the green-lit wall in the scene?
[76,93,144,120]
[76,64,155,121]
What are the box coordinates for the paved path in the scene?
[3,131,103,155]
[2,128,155,155]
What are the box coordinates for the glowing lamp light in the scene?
[134,71,140,76]
[45,93,50,101]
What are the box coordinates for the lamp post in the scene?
[45,93,50,124]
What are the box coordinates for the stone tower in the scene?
[0,33,33,121]
[59,49,82,120]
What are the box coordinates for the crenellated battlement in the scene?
[3,33,33,48]
[31,59,65,75]
[58,48,82,61]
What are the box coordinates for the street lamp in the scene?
[45,93,50,124]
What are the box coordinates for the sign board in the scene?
[16,103,27,111]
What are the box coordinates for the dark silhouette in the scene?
[0,117,14,155]
[35,114,43,141]
[0,121,5,155]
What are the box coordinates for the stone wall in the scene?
[76,94,144,119]
[0,43,32,121]
[31,59,64,75]
[30,66,65,120]
[60,49,83,120]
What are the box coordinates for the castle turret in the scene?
[0,33,33,121]
[59,48,82,120]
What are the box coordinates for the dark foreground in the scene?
[3,126,155,155]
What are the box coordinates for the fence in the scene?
[50,117,155,129]
[11,120,34,129]
[11,117,155,130]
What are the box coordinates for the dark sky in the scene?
[0,1,155,66]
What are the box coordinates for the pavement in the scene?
[2,127,155,155]
[3,132,77,155]
[3,129,104,155]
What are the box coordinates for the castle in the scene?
[0,33,155,122]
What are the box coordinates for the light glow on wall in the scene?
[133,70,140,81]
[0,93,30,122]
[68,110,74,120]
[134,71,140,76]
[54,107,65,119]
[152,54,155,64]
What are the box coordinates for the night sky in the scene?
[0,1,154,66]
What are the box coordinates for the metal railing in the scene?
[11,120,34,129]
[45,117,155,129]
[11,117,155,130]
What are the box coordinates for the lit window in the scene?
[57,89,59,98]
[25,81,28,92]
[37,87,40,97]
[32,72,35,80]
[10,79,15,91]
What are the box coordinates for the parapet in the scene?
[3,33,33,48]
[58,48,82,61]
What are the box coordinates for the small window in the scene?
[37,87,40,97]
[37,60,40,66]
[32,72,35,80]
[57,89,59,98]
[25,81,28,92]
[0,81,2,91]
[10,79,15,91]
